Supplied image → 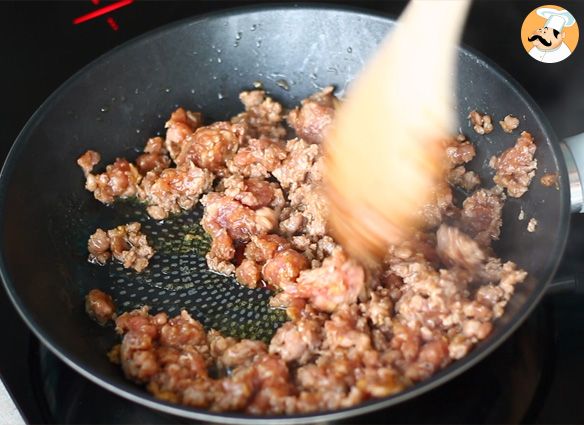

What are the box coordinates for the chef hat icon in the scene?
[537,7,576,33]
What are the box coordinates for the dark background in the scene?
[1,1,584,423]
[2,0,584,158]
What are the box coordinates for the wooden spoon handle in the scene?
[325,0,471,264]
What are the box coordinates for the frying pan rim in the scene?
[0,2,570,423]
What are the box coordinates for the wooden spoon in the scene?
[325,0,471,264]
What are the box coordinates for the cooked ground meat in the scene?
[268,317,323,364]
[468,110,494,135]
[287,183,328,239]
[279,209,304,236]
[262,248,309,289]
[272,138,320,189]
[285,247,366,313]
[87,228,112,265]
[201,193,270,243]
[77,150,101,176]
[226,137,287,178]
[139,164,214,220]
[287,86,338,144]
[436,224,485,271]
[175,121,244,174]
[444,134,476,166]
[80,111,214,220]
[136,137,171,175]
[419,182,456,229]
[82,91,532,415]
[460,188,504,247]
[444,135,480,191]
[85,289,116,325]
[113,307,297,412]
[218,339,268,368]
[163,168,215,217]
[289,234,338,267]
[386,243,525,362]
[490,131,537,198]
[518,208,526,221]
[476,259,527,318]
[201,193,282,275]
[244,234,291,263]
[207,227,236,275]
[165,107,203,161]
[232,90,286,140]
[268,292,307,320]
[448,166,480,191]
[87,222,155,272]
[112,303,411,413]
[499,114,520,133]
[221,175,284,210]
[527,218,538,233]
[80,157,142,204]
[540,172,559,188]
[235,259,262,288]
[234,234,295,289]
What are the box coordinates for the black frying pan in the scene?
[0,4,580,424]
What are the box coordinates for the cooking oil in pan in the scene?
[62,197,287,342]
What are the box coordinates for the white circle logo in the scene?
[521,5,579,63]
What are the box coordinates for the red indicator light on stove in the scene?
[107,17,119,31]
[73,0,133,25]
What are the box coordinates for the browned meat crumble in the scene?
[445,134,480,191]
[287,85,338,144]
[85,289,116,325]
[518,208,526,221]
[82,156,142,204]
[164,107,203,161]
[136,137,171,175]
[490,131,537,198]
[461,188,505,247]
[468,110,494,135]
[87,222,154,272]
[499,114,520,133]
[232,90,286,140]
[540,172,558,188]
[80,89,534,415]
[139,164,214,221]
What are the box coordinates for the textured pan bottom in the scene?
[63,198,287,343]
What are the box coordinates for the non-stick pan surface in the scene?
[0,5,570,423]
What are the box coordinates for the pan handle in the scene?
[561,134,584,212]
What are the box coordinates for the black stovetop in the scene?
[2,1,584,423]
